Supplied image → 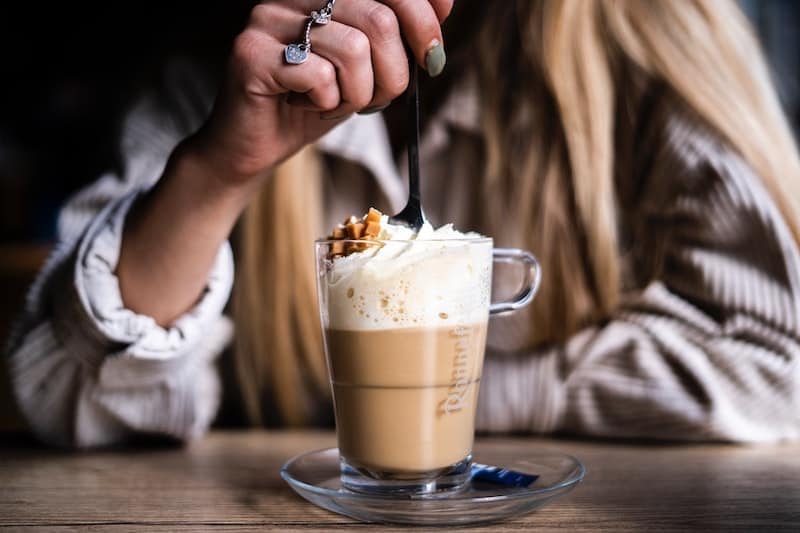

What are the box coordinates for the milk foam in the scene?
[325,217,492,331]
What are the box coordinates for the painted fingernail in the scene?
[425,40,446,77]
[357,104,389,115]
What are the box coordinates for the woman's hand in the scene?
[117,0,452,325]
[187,0,453,186]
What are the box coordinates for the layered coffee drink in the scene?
[319,210,492,476]
[327,325,487,473]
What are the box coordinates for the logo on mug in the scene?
[438,326,474,415]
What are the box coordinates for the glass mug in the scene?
[315,237,540,496]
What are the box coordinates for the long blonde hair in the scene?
[234,0,800,426]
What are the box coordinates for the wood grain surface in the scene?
[1,430,799,531]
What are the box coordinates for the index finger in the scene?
[428,0,454,22]
[379,0,453,76]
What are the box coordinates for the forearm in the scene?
[118,140,262,326]
[478,291,800,441]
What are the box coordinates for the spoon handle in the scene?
[407,57,421,215]
[388,54,426,229]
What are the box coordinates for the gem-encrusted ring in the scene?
[284,0,337,65]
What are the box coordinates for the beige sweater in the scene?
[6,62,800,446]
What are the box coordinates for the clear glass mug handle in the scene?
[489,248,542,316]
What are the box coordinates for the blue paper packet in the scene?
[470,463,539,488]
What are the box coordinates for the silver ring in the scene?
[285,0,337,65]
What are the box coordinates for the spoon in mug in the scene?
[388,56,428,230]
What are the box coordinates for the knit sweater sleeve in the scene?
[5,61,235,447]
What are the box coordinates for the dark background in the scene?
[0,3,253,243]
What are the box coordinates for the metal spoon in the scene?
[388,57,428,230]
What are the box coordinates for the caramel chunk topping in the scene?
[366,207,381,224]
[365,220,380,237]
[346,221,365,239]
[327,208,383,258]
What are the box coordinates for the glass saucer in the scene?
[281,445,585,526]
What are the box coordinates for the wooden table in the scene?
[2,430,799,531]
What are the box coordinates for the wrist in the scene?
[118,139,246,326]
[168,137,267,212]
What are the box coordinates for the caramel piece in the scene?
[365,220,381,237]
[346,222,365,239]
[344,240,367,254]
[327,208,383,259]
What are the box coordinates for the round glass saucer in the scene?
[281,445,585,526]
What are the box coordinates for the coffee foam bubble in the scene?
[324,220,492,331]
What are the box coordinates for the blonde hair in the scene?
[234,146,329,425]
[234,0,800,425]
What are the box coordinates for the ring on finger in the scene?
[284,0,337,65]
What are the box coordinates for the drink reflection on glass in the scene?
[315,235,540,496]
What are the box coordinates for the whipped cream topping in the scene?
[324,217,492,331]
[374,216,481,241]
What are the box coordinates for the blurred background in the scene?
[0,1,798,426]
[0,2,252,428]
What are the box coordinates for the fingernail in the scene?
[425,40,446,77]
[320,112,351,121]
[357,104,389,116]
